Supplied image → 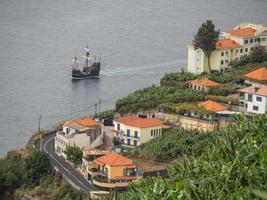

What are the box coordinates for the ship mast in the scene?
[84,45,91,67]
[71,56,79,70]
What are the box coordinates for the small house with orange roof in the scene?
[113,115,170,150]
[80,148,109,180]
[177,100,239,132]
[188,77,220,91]
[55,117,102,158]
[244,67,267,84]
[239,83,267,114]
[86,152,139,190]
[187,23,267,74]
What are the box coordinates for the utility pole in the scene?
[38,114,42,151]
[70,106,73,118]
[95,103,98,116]
[98,99,101,114]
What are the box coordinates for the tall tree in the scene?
[24,150,52,184]
[64,145,83,164]
[193,20,220,73]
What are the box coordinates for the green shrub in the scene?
[250,45,267,63]
[131,128,212,161]
[64,146,83,165]
[208,84,236,96]
[93,109,115,119]
[160,72,200,88]
[229,55,251,68]
[209,71,234,83]
[24,151,52,185]
[161,72,199,82]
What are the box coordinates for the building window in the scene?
[245,48,248,52]
[221,60,224,65]
[250,47,254,51]
[127,139,131,145]
[244,40,248,44]
[253,106,259,111]
[225,51,229,56]
[235,49,239,54]
[250,39,253,43]
[225,59,229,64]
[117,123,120,131]
[240,49,243,53]
[248,94,253,102]
[134,140,137,146]
[256,96,262,102]
[221,52,224,56]
[151,130,153,136]
[262,37,266,42]
[127,129,130,136]
[134,131,138,138]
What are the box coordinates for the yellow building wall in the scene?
[139,126,162,144]
[107,165,125,179]
[123,125,162,146]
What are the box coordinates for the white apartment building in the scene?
[187,23,267,74]
[113,115,169,149]
[55,117,101,157]
[239,83,267,114]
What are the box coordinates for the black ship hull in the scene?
[71,62,100,79]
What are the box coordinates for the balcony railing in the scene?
[121,134,139,140]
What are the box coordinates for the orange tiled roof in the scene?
[245,67,267,81]
[216,38,242,49]
[230,27,256,37]
[188,78,220,87]
[63,117,99,128]
[63,118,80,127]
[116,115,164,128]
[239,84,267,97]
[93,152,134,167]
[125,118,163,128]
[79,117,99,126]
[116,115,137,123]
[199,100,227,112]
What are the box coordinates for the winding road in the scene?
[35,133,97,193]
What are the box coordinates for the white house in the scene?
[239,83,267,114]
[113,115,170,149]
[187,23,267,74]
[55,117,101,157]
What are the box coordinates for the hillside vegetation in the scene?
[116,86,206,114]
[131,128,212,161]
[121,114,267,199]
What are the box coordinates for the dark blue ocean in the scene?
[0,0,267,156]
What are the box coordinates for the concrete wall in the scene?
[179,115,218,132]
[69,133,91,149]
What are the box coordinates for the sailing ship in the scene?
[71,46,101,79]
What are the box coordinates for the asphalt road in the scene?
[35,133,97,193]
